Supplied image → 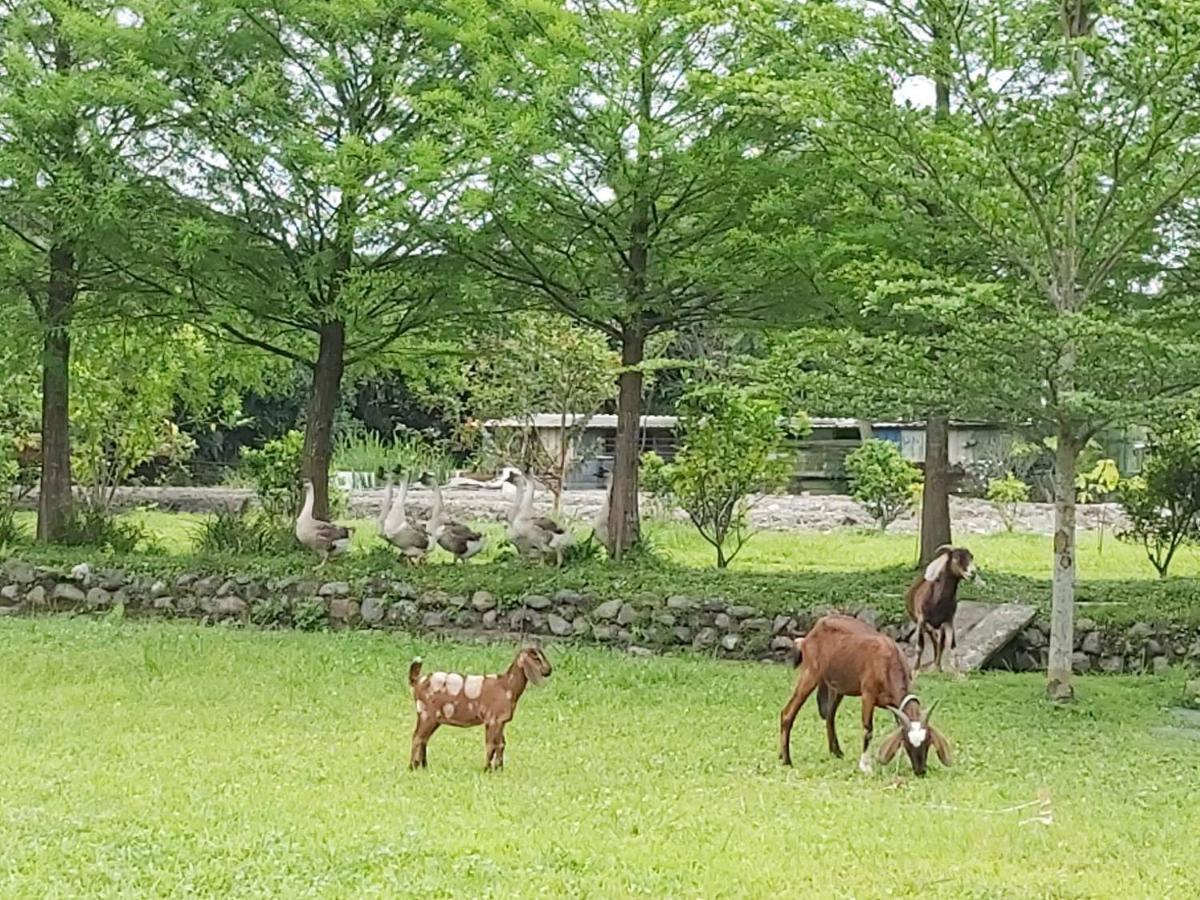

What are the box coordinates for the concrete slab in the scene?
[903,601,1038,672]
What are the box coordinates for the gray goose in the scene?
[424,475,486,563]
[377,469,432,564]
[295,479,353,566]
[506,470,573,567]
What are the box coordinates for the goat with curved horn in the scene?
[780,615,953,777]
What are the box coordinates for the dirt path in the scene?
[29,485,1123,536]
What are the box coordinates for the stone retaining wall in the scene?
[3,559,1197,673]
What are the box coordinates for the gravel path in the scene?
[45,485,1123,536]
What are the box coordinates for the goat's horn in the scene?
[886,705,912,728]
[923,698,940,723]
[934,544,954,555]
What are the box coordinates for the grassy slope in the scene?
[0,618,1196,897]
[7,510,1200,626]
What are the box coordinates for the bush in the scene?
[986,473,1030,533]
[195,501,295,556]
[0,501,22,548]
[643,383,797,568]
[0,430,33,547]
[1117,423,1200,578]
[845,439,922,532]
[242,431,305,521]
[60,502,154,554]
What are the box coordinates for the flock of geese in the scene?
[294,468,597,568]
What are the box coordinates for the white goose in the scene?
[295,479,353,566]
[377,469,432,564]
[506,470,574,567]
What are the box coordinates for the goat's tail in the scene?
[789,637,804,669]
[408,657,423,690]
[816,683,832,720]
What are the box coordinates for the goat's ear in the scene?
[929,727,953,766]
[877,727,905,765]
[520,651,545,685]
[923,553,950,582]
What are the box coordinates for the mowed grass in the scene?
[14,507,1200,581]
[1,618,1197,898]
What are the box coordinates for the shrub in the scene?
[291,597,329,631]
[0,430,34,547]
[60,502,153,554]
[639,451,675,521]
[242,431,305,521]
[0,480,21,549]
[643,383,797,568]
[0,501,22,548]
[195,501,295,556]
[986,473,1030,532]
[845,439,922,532]
[1117,423,1200,578]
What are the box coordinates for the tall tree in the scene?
[773,0,1200,699]
[438,0,837,557]
[149,0,485,518]
[0,0,173,539]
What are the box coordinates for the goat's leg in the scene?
[914,619,926,670]
[858,697,876,774]
[485,722,507,771]
[410,720,439,769]
[944,623,966,677]
[933,625,945,671]
[824,691,845,758]
[779,671,818,766]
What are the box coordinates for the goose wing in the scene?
[391,522,431,550]
[531,516,565,535]
[314,521,351,543]
[445,521,483,542]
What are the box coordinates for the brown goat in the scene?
[779,615,951,776]
[906,545,981,671]
[408,645,552,770]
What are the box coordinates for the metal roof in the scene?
[483,414,679,429]
[484,414,1003,430]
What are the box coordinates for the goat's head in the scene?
[879,696,952,776]
[517,645,552,685]
[925,545,981,584]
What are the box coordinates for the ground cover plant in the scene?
[0,618,1196,897]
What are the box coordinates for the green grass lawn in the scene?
[1,618,1196,897]
[15,507,1200,579]
[8,509,1200,627]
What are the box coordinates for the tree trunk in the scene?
[606,326,645,559]
[919,414,952,565]
[36,244,76,542]
[302,319,346,521]
[1047,427,1078,702]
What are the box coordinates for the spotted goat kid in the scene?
[408,645,552,770]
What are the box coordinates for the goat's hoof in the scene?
[831,749,844,759]
[858,753,874,774]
